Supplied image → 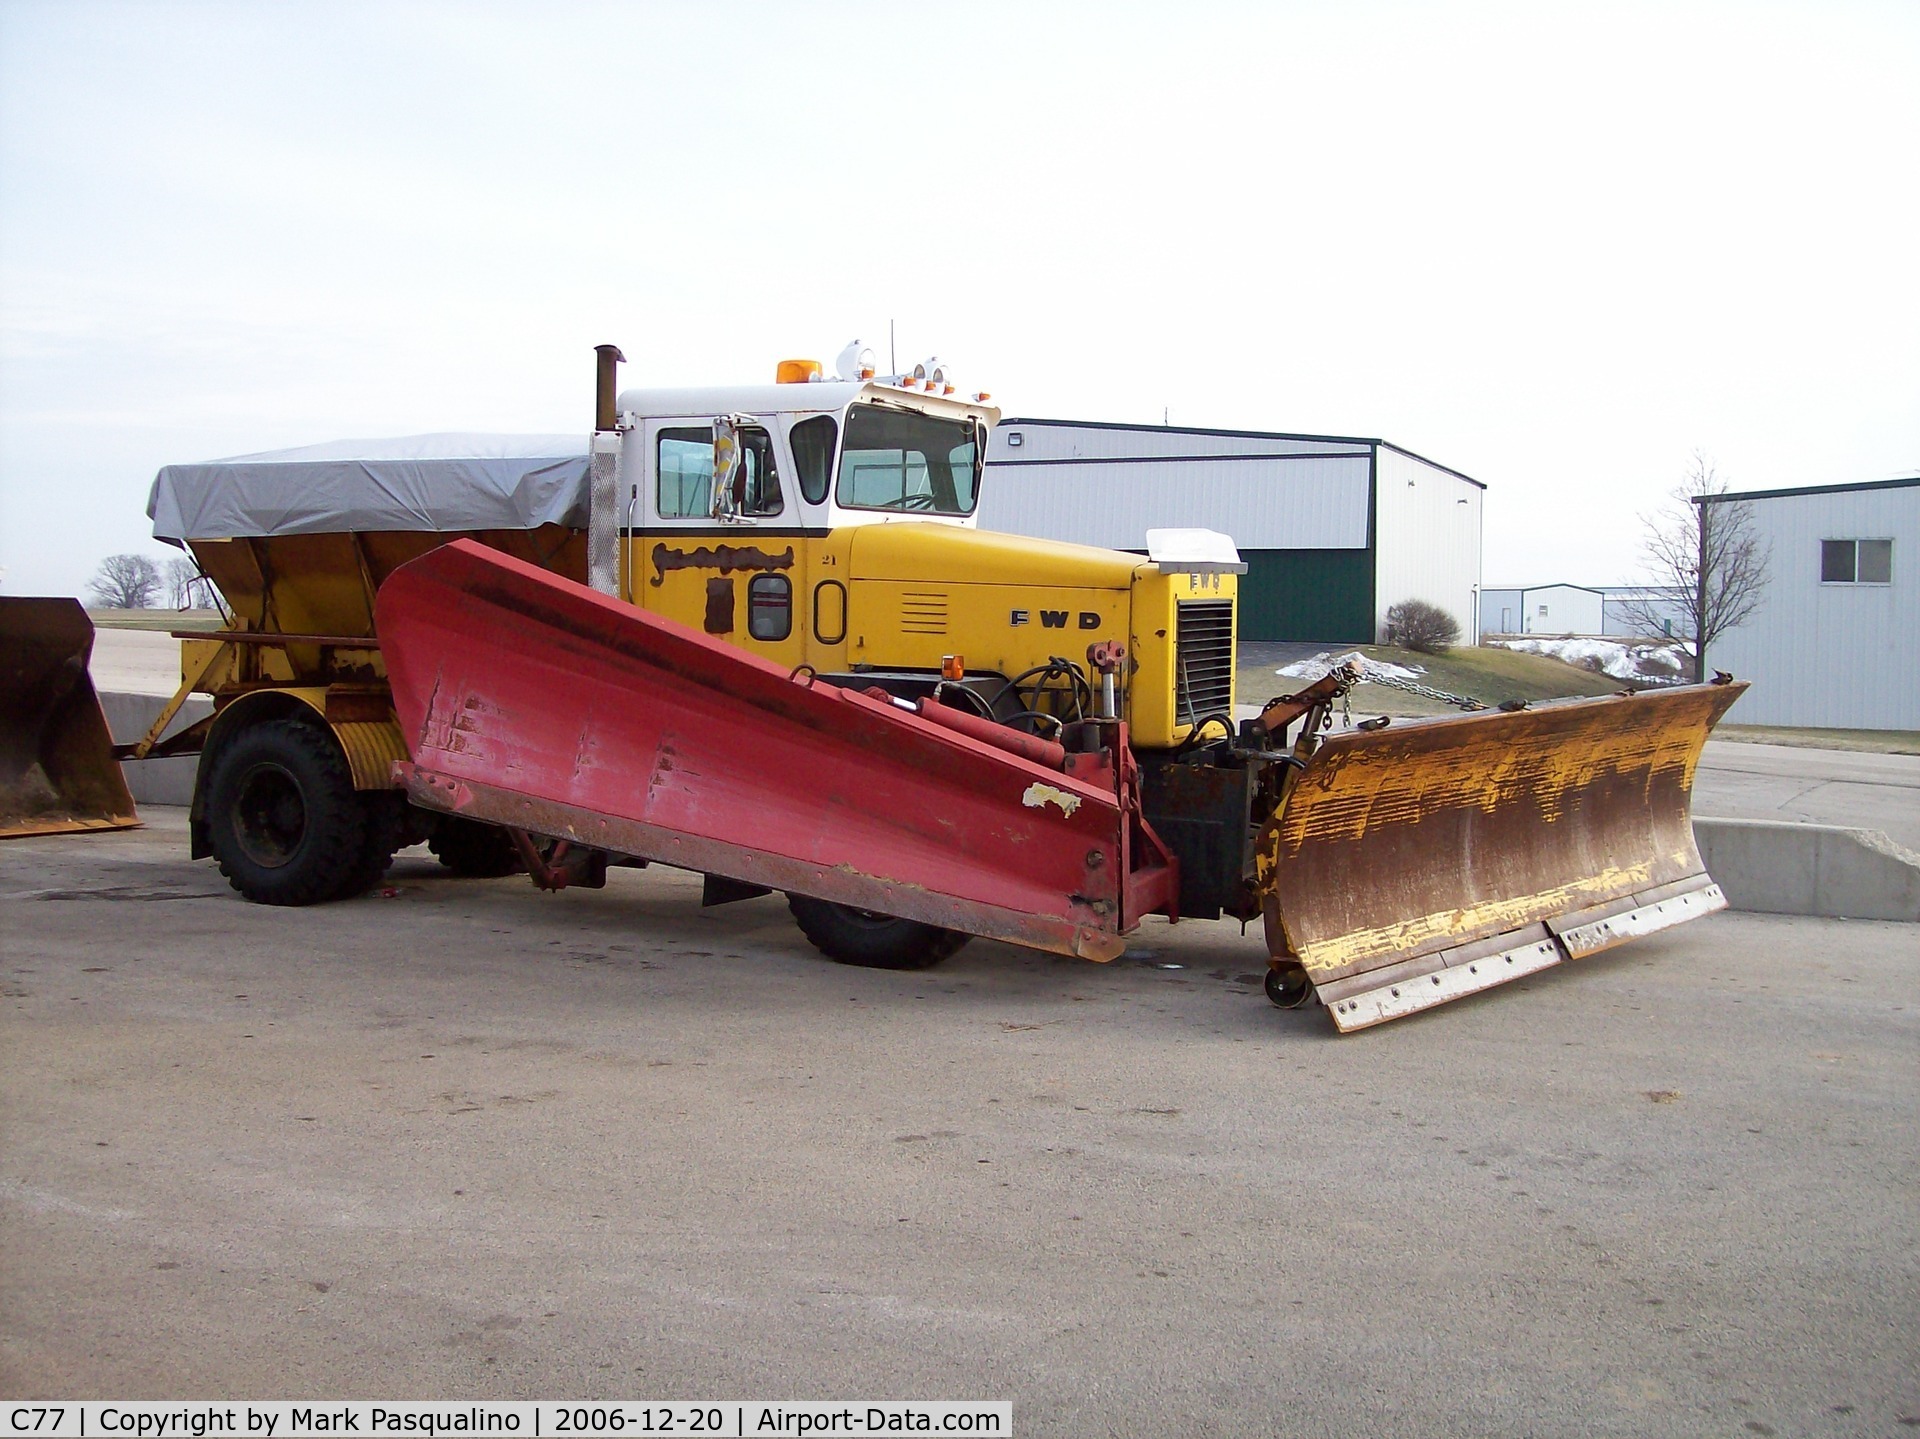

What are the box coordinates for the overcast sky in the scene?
[2,0,1915,600]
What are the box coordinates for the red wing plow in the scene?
[376,540,1175,961]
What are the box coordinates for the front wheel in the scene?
[427,816,524,877]
[786,894,970,970]
[204,718,366,906]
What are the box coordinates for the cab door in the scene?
[630,416,808,668]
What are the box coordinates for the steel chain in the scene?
[1355,670,1488,712]
[1296,659,1490,723]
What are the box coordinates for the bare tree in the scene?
[87,553,162,609]
[165,555,204,608]
[1620,453,1770,682]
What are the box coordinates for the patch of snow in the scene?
[1277,650,1426,683]
[1490,636,1687,682]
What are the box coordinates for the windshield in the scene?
[836,404,982,515]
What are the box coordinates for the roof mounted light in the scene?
[835,340,877,383]
[776,358,823,384]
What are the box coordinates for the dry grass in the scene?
[1239,644,1626,718]
[1713,724,1920,756]
[86,607,225,633]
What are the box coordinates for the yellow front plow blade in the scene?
[1259,682,1745,1031]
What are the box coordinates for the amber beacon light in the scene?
[775,358,824,384]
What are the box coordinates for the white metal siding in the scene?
[994,422,1365,463]
[1371,446,1483,641]
[981,429,1371,551]
[1703,484,1918,729]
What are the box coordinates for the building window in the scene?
[1821,538,1893,585]
[1537,604,1549,619]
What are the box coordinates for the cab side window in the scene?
[657,430,712,518]
[656,425,784,519]
[790,415,837,505]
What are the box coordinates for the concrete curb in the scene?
[100,691,213,809]
[1694,817,1920,922]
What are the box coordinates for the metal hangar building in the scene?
[979,418,1484,644]
[1701,476,1917,730]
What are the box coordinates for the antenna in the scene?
[889,320,896,377]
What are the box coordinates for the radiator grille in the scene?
[899,591,949,635]
[1174,600,1235,723]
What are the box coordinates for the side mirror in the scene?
[710,415,744,521]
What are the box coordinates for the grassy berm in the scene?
[86,607,225,632]
[1238,644,1625,719]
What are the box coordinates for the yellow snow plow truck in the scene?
[81,344,1740,1032]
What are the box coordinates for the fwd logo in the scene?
[1011,609,1104,629]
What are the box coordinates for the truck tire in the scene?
[204,717,367,906]
[427,816,523,878]
[786,894,970,970]
[333,792,410,900]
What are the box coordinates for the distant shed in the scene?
[1700,477,1918,729]
[1600,585,1689,638]
[1479,583,1605,637]
[980,418,1483,643]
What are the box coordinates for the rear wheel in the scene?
[334,792,410,899]
[205,718,365,906]
[786,894,970,970]
[427,816,523,877]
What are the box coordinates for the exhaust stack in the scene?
[594,344,625,433]
[588,345,626,596]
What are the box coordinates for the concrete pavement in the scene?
[4,812,1915,1434]
[1694,741,1920,851]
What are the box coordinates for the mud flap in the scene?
[0,598,140,838]
[1258,683,1745,1031]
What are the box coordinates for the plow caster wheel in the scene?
[1264,963,1314,1009]
[205,717,366,907]
[786,894,970,971]
[427,816,524,878]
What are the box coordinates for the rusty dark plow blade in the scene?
[0,598,139,839]
[1261,682,1745,1031]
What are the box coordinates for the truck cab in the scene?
[610,376,995,676]
[605,364,1236,750]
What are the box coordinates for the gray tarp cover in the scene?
[148,433,592,541]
